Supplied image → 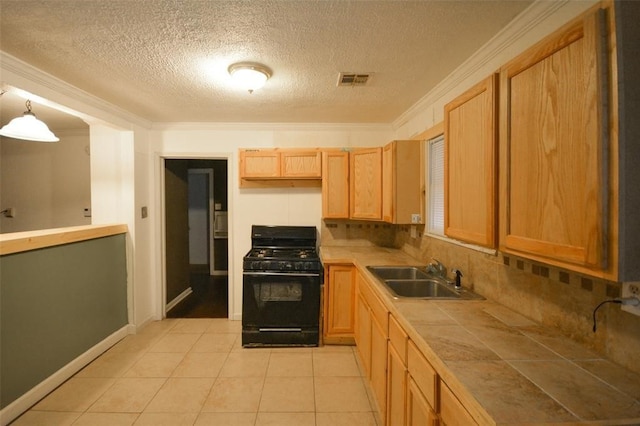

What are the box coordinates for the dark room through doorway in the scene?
[164,159,228,318]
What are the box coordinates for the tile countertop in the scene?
[320,246,640,425]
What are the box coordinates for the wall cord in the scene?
[593,297,640,332]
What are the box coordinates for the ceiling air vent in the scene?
[337,72,371,87]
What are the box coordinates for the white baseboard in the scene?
[134,315,158,333]
[0,325,131,426]
[165,287,193,313]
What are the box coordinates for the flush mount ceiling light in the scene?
[0,100,59,142]
[228,62,272,93]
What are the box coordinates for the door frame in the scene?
[157,153,233,319]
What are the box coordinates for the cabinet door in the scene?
[445,74,498,247]
[383,140,424,224]
[499,9,607,271]
[350,148,382,220]
[440,381,477,426]
[322,151,350,218]
[239,150,280,178]
[382,143,395,223]
[387,342,407,426]
[355,290,372,377]
[407,341,437,410]
[406,378,437,426]
[323,265,356,342]
[371,314,388,420]
[281,150,322,178]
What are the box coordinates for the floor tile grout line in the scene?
[19,321,379,425]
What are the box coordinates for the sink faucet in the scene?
[451,269,463,290]
[427,258,447,279]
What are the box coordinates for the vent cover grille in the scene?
[337,72,371,87]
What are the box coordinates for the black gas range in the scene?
[241,225,323,347]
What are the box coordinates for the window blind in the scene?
[428,135,445,235]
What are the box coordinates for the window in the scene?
[426,135,445,236]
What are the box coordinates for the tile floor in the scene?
[12,319,379,426]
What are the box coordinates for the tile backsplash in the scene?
[321,221,640,375]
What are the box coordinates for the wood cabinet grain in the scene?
[323,264,356,344]
[239,148,321,179]
[322,150,350,219]
[350,148,383,220]
[499,8,608,272]
[383,140,424,224]
[445,74,498,247]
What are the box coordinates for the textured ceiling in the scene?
[0,0,533,126]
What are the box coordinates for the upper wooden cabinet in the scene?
[499,7,609,273]
[383,140,424,224]
[322,150,350,219]
[239,148,322,179]
[444,74,498,247]
[350,148,383,220]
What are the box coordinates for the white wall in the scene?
[151,124,394,320]
[0,129,91,233]
[0,0,603,330]
[392,0,597,138]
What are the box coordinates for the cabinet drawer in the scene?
[407,340,437,409]
[440,380,477,426]
[388,314,408,364]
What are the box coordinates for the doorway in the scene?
[164,159,228,318]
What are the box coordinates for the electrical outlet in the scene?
[411,214,421,224]
[621,282,640,316]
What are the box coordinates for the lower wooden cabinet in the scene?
[371,313,388,418]
[407,377,438,426]
[355,272,389,419]
[352,272,480,426]
[387,315,409,426]
[323,264,356,344]
[440,381,477,426]
[355,289,372,377]
[405,340,439,426]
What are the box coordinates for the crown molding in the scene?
[392,0,596,130]
[1,51,152,130]
[152,121,394,133]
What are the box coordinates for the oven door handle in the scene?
[243,272,320,278]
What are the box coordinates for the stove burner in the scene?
[256,249,270,258]
[243,225,321,273]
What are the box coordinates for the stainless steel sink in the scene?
[366,266,430,280]
[385,279,459,298]
[366,265,484,300]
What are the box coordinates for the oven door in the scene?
[242,271,321,346]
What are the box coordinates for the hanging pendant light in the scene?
[0,100,59,142]
[228,62,272,93]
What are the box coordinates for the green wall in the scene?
[0,234,128,409]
